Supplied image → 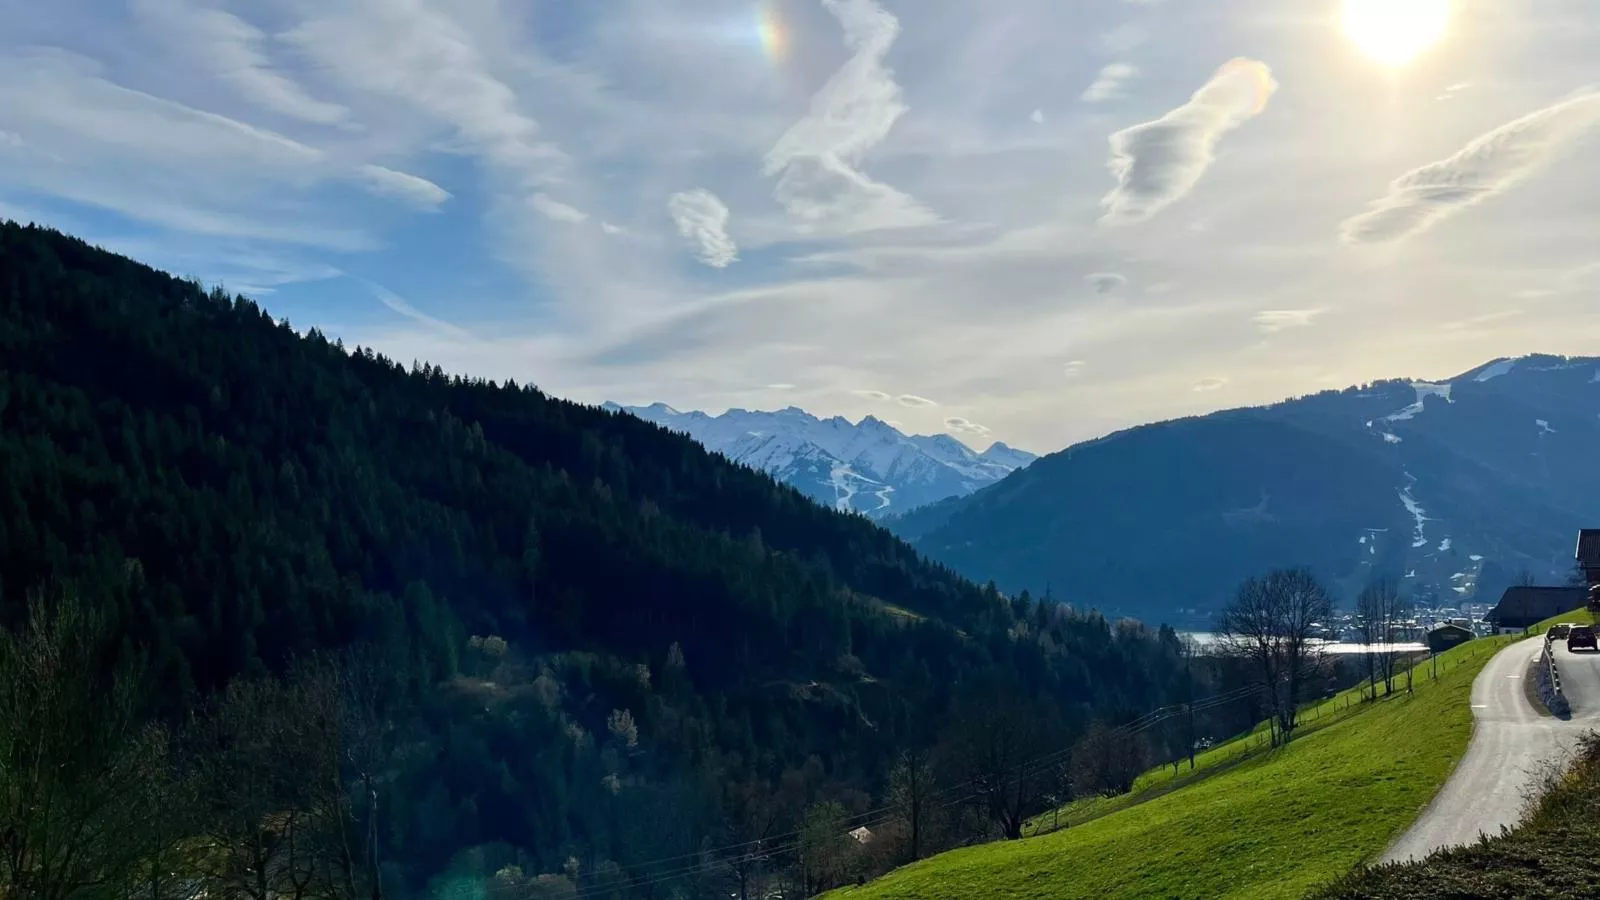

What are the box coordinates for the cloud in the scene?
[1340,92,1600,245]
[133,0,350,125]
[1030,109,1045,125]
[1082,64,1139,103]
[1192,377,1228,392]
[0,50,377,250]
[285,0,569,251]
[761,0,936,234]
[766,383,796,390]
[600,222,626,235]
[1085,272,1128,295]
[362,279,473,341]
[944,416,991,436]
[1253,308,1324,332]
[1063,359,1087,378]
[851,389,892,401]
[532,193,588,223]
[668,189,738,268]
[897,394,938,407]
[357,165,451,210]
[1101,58,1278,225]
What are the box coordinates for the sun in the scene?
[1343,0,1450,66]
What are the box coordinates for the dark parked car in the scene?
[1568,625,1598,652]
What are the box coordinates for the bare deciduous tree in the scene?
[935,693,1060,840]
[1216,568,1332,746]
[888,748,935,862]
[1069,722,1148,798]
[186,658,351,900]
[797,801,854,897]
[0,594,172,900]
[1357,578,1405,698]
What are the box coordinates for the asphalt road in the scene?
[1380,636,1600,864]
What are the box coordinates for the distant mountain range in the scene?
[888,355,1600,626]
[604,403,1037,518]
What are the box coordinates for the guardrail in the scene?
[1539,632,1572,717]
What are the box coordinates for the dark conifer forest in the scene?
[0,221,1265,898]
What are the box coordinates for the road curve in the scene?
[1381,636,1600,864]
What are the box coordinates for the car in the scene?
[1567,625,1598,652]
[1549,622,1575,641]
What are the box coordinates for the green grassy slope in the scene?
[1315,728,1600,899]
[1535,607,1597,630]
[829,635,1520,900]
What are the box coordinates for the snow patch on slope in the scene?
[1473,359,1517,382]
[1399,474,1431,549]
[1385,382,1453,422]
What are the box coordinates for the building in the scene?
[1579,530,1600,580]
[1579,529,1600,612]
[1486,586,1587,634]
[1427,622,1475,654]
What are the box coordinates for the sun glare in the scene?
[1343,0,1450,66]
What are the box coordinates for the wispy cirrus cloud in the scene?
[284,0,568,240]
[668,189,738,268]
[1341,92,1600,245]
[1253,308,1324,332]
[897,394,938,407]
[1192,377,1228,392]
[533,193,588,224]
[851,389,892,401]
[132,0,350,126]
[358,165,451,211]
[762,0,935,235]
[0,50,384,249]
[362,279,473,341]
[1082,64,1139,103]
[1101,58,1278,225]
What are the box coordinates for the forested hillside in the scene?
[0,222,1243,899]
[893,356,1600,625]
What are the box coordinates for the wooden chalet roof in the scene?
[1488,586,1587,626]
[1578,529,1600,567]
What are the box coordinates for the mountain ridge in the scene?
[604,401,1037,518]
[890,354,1600,625]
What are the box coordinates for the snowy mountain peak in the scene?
[611,403,1037,518]
[980,441,1039,470]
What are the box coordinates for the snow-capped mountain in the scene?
[602,403,1037,518]
[891,354,1600,625]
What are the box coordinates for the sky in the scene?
[2,0,1599,454]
